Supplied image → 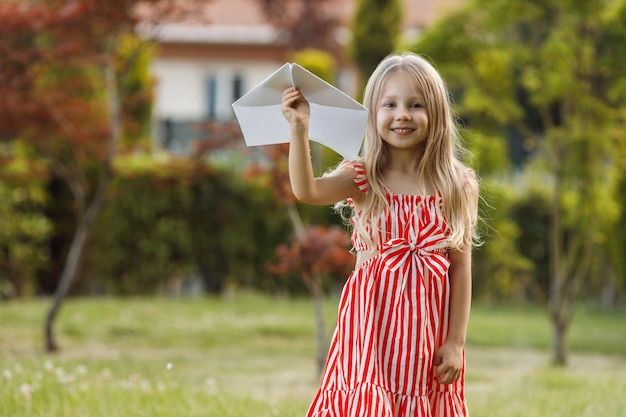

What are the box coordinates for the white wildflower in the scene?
[75,364,87,376]
[19,383,32,400]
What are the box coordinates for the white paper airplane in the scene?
[232,63,367,161]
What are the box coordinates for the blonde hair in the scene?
[336,52,479,249]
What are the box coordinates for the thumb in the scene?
[433,350,443,367]
[433,351,449,377]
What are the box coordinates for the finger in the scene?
[282,94,300,109]
[435,370,451,384]
[435,367,460,384]
[282,89,298,104]
[435,361,448,376]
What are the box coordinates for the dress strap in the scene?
[351,161,369,193]
[465,168,476,186]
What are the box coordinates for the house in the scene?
[145,0,464,153]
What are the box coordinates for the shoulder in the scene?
[324,160,369,206]
[350,160,369,194]
[459,166,479,213]
[451,163,479,203]
[454,164,478,189]
[326,160,368,191]
[465,168,478,192]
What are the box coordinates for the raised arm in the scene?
[281,87,362,206]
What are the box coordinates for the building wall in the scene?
[148,0,466,152]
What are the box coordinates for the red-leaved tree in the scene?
[247,144,355,374]
[268,225,353,374]
[0,0,205,352]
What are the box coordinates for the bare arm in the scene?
[433,243,472,384]
[434,175,478,384]
[281,87,362,205]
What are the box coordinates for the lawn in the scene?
[0,294,625,416]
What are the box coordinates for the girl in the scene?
[281,52,479,417]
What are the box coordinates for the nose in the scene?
[394,105,411,120]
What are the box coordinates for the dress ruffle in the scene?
[307,383,467,417]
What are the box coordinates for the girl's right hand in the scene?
[281,87,310,125]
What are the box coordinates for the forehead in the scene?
[380,70,424,98]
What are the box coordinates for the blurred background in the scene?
[0,1,625,414]
[0,0,626,417]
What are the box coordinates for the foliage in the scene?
[86,160,194,295]
[413,0,626,364]
[268,225,354,286]
[82,153,294,295]
[245,139,353,371]
[611,171,626,292]
[290,49,336,85]
[0,152,52,298]
[0,0,207,351]
[509,187,552,300]
[350,0,402,90]
[472,180,534,301]
[115,34,155,146]
[259,0,344,59]
[185,163,294,294]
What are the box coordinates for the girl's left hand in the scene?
[433,341,463,384]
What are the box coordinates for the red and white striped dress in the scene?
[306,162,468,417]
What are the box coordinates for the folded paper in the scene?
[232,63,367,161]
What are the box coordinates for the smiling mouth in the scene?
[392,128,415,135]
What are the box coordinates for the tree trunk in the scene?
[306,273,327,375]
[284,201,327,373]
[285,200,305,240]
[44,215,92,351]
[548,166,570,366]
[44,63,120,352]
[551,312,569,367]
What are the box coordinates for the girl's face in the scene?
[376,71,429,152]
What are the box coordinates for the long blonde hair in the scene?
[336,52,479,249]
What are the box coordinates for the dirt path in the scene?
[467,345,626,384]
[229,345,626,404]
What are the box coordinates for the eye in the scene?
[383,102,396,108]
[411,103,424,109]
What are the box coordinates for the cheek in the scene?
[375,111,387,131]
[419,112,429,129]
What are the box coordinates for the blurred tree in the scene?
[268,225,354,374]
[413,0,626,366]
[0,151,51,298]
[290,48,336,84]
[350,0,402,93]
[115,34,155,147]
[258,0,344,60]
[246,143,354,374]
[0,0,204,352]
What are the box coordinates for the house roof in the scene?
[140,0,465,45]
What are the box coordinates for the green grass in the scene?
[468,302,626,356]
[0,294,625,416]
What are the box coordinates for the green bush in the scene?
[186,167,295,294]
[87,172,193,295]
[472,180,535,301]
[84,155,295,295]
[0,155,52,298]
